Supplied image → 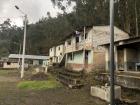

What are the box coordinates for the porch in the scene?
[117,42,140,72]
[105,39,140,72]
[104,38,140,89]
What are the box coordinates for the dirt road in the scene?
[0,70,106,105]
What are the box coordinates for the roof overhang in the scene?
[9,54,49,60]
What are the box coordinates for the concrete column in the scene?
[65,53,68,68]
[83,50,85,69]
[114,46,118,71]
[91,49,94,64]
[124,48,127,71]
[105,47,109,71]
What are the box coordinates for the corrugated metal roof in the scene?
[9,54,49,60]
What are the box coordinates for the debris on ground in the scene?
[115,99,138,105]
[29,72,48,81]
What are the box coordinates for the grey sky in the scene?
[0,0,74,26]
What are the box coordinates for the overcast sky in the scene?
[0,0,74,26]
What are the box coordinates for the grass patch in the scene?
[17,74,62,90]
[17,80,62,90]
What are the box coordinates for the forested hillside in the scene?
[0,0,139,57]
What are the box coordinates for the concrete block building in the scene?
[49,47,56,65]
[49,44,65,65]
[9,54,49,68]
[64,26,129,72]
[55,44,65,63]
[48,26,130,73]
[64,26,102,72]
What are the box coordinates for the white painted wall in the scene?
[67,51,83,64]
[56,45,64,57]
[33,60,39,66]
[88,50,93,64]
[49,47,56,57]
[42,60,49,67]
[67,50,93,64]
[3,62,20,69]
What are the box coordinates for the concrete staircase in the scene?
[59,54,66,67]
[57,69,84,88]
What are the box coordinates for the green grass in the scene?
[17,80,62,90]
[17,74,62,90]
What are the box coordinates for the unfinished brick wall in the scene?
[93,50,105,71]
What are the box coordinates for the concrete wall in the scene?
[92,26,129,47]
[49,47,56,57]
[117,75,140,90]
[65,29,93,53]
[33,60,39,66]
[67,51,84,71]
[93,48,105,70]
[66,49,105,72]
[91,86,121,102]
[56,45,64,56]
[3,62,19,69]
[56,45,64,63]
[42,60,49,67]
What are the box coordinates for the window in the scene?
[58,47,60,50]
[76,36,79,43]
[85,33,88,39]
[81,33,87,40]
[69,53,74,60]
[85,51,89,60]
[7,62,11,65]
[67,40,71,45]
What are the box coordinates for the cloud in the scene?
[0,0,61,26]
[0,0,75,26]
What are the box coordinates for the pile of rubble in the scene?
[30,72,48,81]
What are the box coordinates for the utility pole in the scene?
[15,5,27,78]
[21,14,27,78]
[18,44,22,69]
[110,0,115,105]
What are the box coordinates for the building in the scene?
[64,26,96,72]
[48,26,129,73]
[102,36,140,89]
[0,59,21,69]
[103,37,140,72]
[64,26,129,72]
[9,54,49,67]
[49,47,56,65]
[49,44,65,65]
[55,44,65,63]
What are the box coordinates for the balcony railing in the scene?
[65,39,92,53]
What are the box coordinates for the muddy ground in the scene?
[0,70,106,105]
[0,69,140,105]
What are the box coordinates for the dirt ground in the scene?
[0,70,107,105]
